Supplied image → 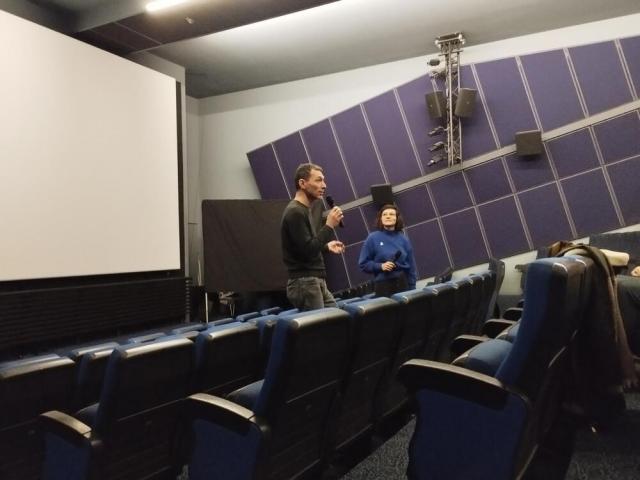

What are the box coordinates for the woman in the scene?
[358,204,417,297]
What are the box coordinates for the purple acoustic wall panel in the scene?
[429,171,473,216]
[363,91,422,184]
[547,128,600,178]
[324,251,350,292]
[520,49,585,131]
[474,58,538,148]
[406,220,450,278]
[359,203,379,229]
[331,106,386,198]
[396,75,447,172]
[464,158,512,204]
[593,111,640,164]
[301,119,355,204]
[344,243,371,286]
[569,41,633,116]
[459,65,498,159]
[247,145,289,200]
[441,208,488,268]
[621,36,640,95]
[478,196,529,258]
[505,150,555,191]
[561,169,620,236]
[518,183,573,248]
[273,132,309,190]
[336,207,370,246]
[607,157,640,225]
[394,185,436,226]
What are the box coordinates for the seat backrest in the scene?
[488,257,506,318]
[253,308,350,480]
[496,257,584,400]
[72,344,118,410]
[467,274,486,335]
[335,297,402,449]
[0,355,75,480]
[439,278,472,362]
[193,323,261,396]
[423,283,456,361]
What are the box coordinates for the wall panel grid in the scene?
[248,34,640,289]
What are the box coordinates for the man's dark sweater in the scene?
[281,199,333,279]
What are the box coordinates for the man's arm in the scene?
[285,209,334,258]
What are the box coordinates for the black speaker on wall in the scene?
[425,91,445,118]
[515,130,543,156]
[454,88,477,118]
[370,184,394,208]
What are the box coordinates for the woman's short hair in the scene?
[375,204,404,231]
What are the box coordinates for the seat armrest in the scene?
[398,359,528,409]
[39,410,97,448]
[186,393,268,437]
[502,307,523,321]
[450,334,488,358]
[483,319,517,338]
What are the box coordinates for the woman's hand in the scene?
[381,261,396,272]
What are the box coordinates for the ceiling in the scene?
[5,0,640,98]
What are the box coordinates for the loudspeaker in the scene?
[425,91,445,118]
[454,88,477,118]
[370,184,394,208]
[515,130,543,156]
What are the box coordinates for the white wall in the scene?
[191,13,640,292]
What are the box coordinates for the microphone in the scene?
[326,195,344,228]
[392,250,402,262]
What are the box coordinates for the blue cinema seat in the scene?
[398,257,585,480]
[193,322,261,396]
[0,354,76,480]
[40,336,194,480]
[183,308,351,480]
[331,297,402,451]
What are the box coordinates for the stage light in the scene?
[429,141,445,152]
[429,126,446,136]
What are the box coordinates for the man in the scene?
[281,163,345,310]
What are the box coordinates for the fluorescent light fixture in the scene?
[146,0,187,12]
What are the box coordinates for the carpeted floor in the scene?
[341,393,640,480]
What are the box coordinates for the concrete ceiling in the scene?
[5,0,640,98]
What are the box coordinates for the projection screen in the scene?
[0,10,181,282]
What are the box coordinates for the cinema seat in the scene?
[0,354,75,480]
[399,257,585,480]
[183,308,351,480]
[40,337,194,480]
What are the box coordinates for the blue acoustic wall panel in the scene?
[301,119,355,204]
[593,111,640,164]
[336,207,370,246]
[561,169,620,237]
[407,220,450,278]
[459,66,498,159]
[474,58,538,148]
[518,183,573,249]
[478,196,529,258]
[547,128,600,178]
[363,91,422,184]
[394,185,437,226]
[465,158,512,204]
[607,157,640,225]
[324,251,349,292]
[344,243,370,286]
[505,150,555,191]
[441,208,488,268]
[569,41,633,115]
[247,145,289,200]
[331,106,386,198]
[520,49,585,131]
[429,171,472,216]
[273,132,309,190]
[621,36,640,95]
[397,75,444,171]
[248,33,640,289]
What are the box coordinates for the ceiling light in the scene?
[146,0,187,13]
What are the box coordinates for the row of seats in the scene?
[2,267,500,480]
[398,256,592,480]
